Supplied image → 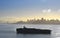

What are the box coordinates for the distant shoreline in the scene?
[12,23,60,25]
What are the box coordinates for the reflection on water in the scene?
[16,34,51,38]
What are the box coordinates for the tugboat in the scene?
[16,26,51,34]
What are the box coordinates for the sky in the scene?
[0,0,60,23]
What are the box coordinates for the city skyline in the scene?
[15,18,60,24]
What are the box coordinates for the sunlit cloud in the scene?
[42,9,51,13]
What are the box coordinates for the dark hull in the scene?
[16,28,51,34]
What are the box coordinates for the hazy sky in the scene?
[0,0,60,23]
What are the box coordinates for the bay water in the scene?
[0,24,60,38]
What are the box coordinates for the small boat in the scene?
[16,26,51,34]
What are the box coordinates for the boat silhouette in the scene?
[16,26,51,34]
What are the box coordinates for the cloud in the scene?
[58,9,60,12]
[48,9,51,12]
[42,9,51,13]
[42,9,46,13]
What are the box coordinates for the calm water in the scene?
[0,24,60,38]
